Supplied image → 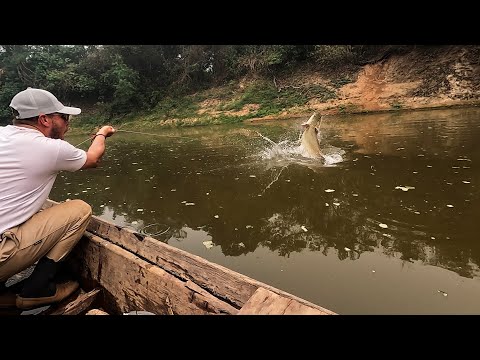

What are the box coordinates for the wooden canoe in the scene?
[6,199,336,315]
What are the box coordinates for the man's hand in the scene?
[97,125,116,138]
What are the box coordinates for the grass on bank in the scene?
[69,79,337,135]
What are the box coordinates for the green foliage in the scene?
[305,84,337,102]
[0,81,25,124]
[212,114,248,124]
[313,45,355,66]
[221,81,308,117]
[235,45,315,75]
[330,77,354,89]
[0,44,426,126]
[100,55,141,114]
[152,95,199,120]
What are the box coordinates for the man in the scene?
[0,87,115,310]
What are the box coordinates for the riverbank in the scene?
[71,45,480,133]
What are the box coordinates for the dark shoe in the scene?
[19,257,58,298]
[16,280,79,310]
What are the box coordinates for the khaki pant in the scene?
[0,200,92,282]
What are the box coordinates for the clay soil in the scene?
[209,45,480,121]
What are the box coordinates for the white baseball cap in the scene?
[10,87,81,119]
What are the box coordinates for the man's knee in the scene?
[66,199,92,219]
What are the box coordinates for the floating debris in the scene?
[325,189,335,193]
[137,209,143,212]
[395,185,415,191]
[203,240,214,249]
[249,175,256,178]
[462,181,471,184]
[437,290,448,297]
[301,226,308,232]
[185,203,195,206]
[446,204,454,208]
[344,247,351,252]
[214,215,219,218]
[379,223,388,229]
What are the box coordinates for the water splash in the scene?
[256,130,345,167]
[321,145,346,166]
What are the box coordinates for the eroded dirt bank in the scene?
[239,46,480,121]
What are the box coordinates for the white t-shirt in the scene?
[0,125,87,234]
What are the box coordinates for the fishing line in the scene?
[254,130,278,146]
[318,115,325,130]
[75,137,94,147]
[74,128,196,146]
[117,129,196,139]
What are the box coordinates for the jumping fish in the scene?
[300,112,324,159]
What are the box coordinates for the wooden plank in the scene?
[84,211,334,313]
[86,218,258,309]
[44,199,257,309]
[238,287,331,315]
[49,288,100,315]
[45,199,335,315]
[74,232,239,315]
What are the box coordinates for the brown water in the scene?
[52,107,480,314]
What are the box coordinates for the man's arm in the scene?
[81,125,116,169]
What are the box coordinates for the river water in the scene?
[52,106,480,314]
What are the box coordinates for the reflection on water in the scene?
[53,107,480,314]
